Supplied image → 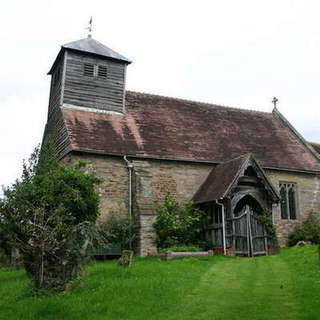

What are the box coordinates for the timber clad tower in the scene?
[44,36,320,257]
[47,36,131,117]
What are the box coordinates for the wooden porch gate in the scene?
[233,206,268,257]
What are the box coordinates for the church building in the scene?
[44,35,320,256]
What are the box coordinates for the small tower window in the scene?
[84,63,94,77]
[279,182,297,220]
[98,65,107,79]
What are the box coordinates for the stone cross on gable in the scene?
[272,97,279,109]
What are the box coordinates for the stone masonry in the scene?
[63,153,129,220]
[266,169,320,246]
[132,159,214,256]
[63,152,320,256]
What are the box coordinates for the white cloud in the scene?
[0,0,319,188]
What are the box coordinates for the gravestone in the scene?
[118,250,133,267]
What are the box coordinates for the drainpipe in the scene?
[124,156,134,219]
[216,199,227,255]
[124,156,134,250]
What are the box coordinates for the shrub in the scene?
[288,212,320,246]
[153,192,205,249]
[159,246,202,253]
[94,214,137,252]
[0,143,101,291]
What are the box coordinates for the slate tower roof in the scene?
[48,36,131,75]
[62,37,131,64]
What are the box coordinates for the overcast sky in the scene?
[1,0,320,190]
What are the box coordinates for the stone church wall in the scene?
[266,169,320,246]
[63,152,214,256]
[63,153,129,220]
[131,159,214,256]
[62,152,320,255]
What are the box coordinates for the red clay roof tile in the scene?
[192,154,249,203]
[192,154,280,203]
[60,91,320,172]
[310,142,320,155]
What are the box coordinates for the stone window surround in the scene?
[279,181,299,220]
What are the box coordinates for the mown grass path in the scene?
[0,246,319,320]
[174,254,300,320]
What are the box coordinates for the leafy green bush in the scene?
[288,212,320,246]
[159,246,202,252]
[0,143,101,291]
[153,193,204,249]
[94,214,136,251]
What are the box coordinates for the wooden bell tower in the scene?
[47,36,131,119]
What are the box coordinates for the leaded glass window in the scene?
[279,183,297,220]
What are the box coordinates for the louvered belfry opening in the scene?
[98,65,107,79]
[83,63,94,77]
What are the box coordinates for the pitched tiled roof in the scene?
[192,155,248,203]
[310,142,320,155]
[57,91,320,172]
[192,154,280,203]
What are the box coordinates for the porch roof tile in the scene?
[192,154,249,204]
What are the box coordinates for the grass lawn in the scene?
[0,246,319,320]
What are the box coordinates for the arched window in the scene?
[280,185,288,219]
[288,187,296,220]
[279,182,297,220]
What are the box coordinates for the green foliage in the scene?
[153,192,204,249]
[0,143,102,291]
[93,214,136,251]
[288,212,320,246]
[256,210,278,242]
[0,250,9,268]
[0,228,11,267]
[159,246,201,252]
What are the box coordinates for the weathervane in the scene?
[87,17,93,38]
[272,97,278,109]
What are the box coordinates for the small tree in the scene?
[153,193,204,249]
[0,144,101,291]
